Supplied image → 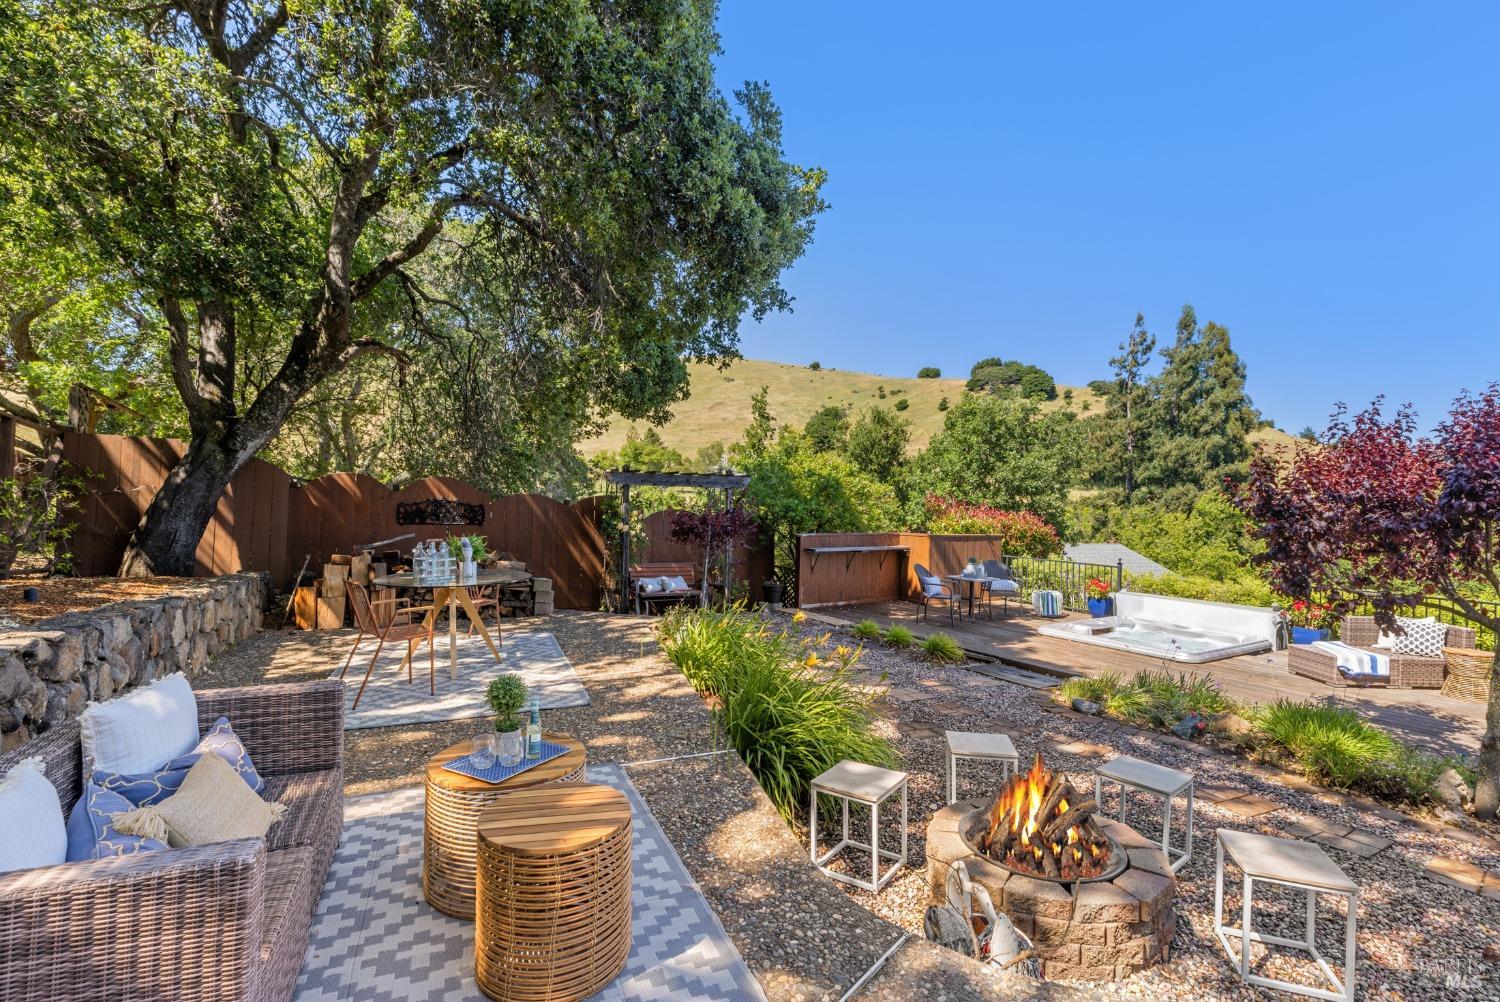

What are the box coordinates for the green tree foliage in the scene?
[1135,305,1258,506]
[938,396,949,411]
[967,358,1057,401]
[917,366,941,378]
[910,394,1076,529]
[808,361,821,370]
[1108,312,1156,501]
[893,397,909,411]
[1,0,825,574]
[842,406,911,489]
[732,386,778,466]
[594,428,689,474]
[1107,489,1256,580]
[743,433,900,567]
[802,405,849,453]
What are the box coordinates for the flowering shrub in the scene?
[1085,577,1112,600]
[923,495,1061,556]
[1284,599,1334,630]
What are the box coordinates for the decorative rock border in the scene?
[926,800,1177,982]
[0,572,267,751]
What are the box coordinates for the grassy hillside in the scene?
[579,358,1105,458]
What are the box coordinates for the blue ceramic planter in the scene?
[1087,597,1113,618]
[1291,626,1330,645]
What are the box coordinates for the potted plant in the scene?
[964,556,981,577]
[762,577,784,606]
[486,675,528,765]
[1085,577,1114,618]
[1285,599,1332,645]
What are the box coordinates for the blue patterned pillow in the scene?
[65,782,169,861]
[94,716,264,806]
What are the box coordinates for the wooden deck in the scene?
[811,599,1485,759]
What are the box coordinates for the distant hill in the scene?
[577,358,1105,458]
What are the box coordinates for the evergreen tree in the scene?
[1137,305,1258,506]
[1108,312,1156,501]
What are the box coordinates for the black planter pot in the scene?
[762,581,784,607]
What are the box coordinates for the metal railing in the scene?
[1004,555,1123,612]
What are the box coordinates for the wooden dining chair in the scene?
[464,584,502,642]
[343,582,438,709]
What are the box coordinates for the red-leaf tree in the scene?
[1236,387,1500,815]
[669,506,761,607]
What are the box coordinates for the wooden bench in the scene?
[629,562,702,614]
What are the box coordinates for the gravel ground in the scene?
[200,611,1014,1000]
[780,609,1500,1000]
[202,608,1500,1000]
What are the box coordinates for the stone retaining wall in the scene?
[0,573,267,752]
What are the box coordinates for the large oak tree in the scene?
[0,0,824,574]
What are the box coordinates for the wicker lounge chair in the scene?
[0,679,345,1002]
[1288,615,1475,689]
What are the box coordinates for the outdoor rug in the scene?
[332,632,590,730]
[293,765,766,1002]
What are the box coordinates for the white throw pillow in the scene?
[1374,616,1435,650]
[637,577,662,594]
[664,575,690,592]
[0,757,68,874]
[80,672,199,776]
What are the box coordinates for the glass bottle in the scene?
[526,696,541,759]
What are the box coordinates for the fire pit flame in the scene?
[976,751,1116,882]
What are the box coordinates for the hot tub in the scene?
[1037,592,1282,663]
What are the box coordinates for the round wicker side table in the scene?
[423,732,586,919]
[475,783,633,1002]
[1442,647,1496,702]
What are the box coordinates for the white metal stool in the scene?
[944,730,1019,804]
[809,760,908,892]
[1094,755,1194,872]
[1214,828,1357,1001]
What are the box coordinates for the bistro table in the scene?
[372,568,531,681]
[945,573,999,620]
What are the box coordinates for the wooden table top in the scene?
[425,732,585,793]
[476,783,631,856]
[373,568,531,589]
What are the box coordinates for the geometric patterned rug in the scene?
[293,765,766,1002]
[331,632,591,731]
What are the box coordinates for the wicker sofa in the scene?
[0,679,344,1002]
[1289,616,1476,689]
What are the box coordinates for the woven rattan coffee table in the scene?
[423,733,587,919]
[475,783,633,1002]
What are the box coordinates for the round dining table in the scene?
[371,568,531,681]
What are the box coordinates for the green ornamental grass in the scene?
[920,632,965,663]
[851,619,884,641]
[657,606,897,821]
[883,625,915,649]
[1253,700,1442,802]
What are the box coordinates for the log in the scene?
[1041,798,1099,847]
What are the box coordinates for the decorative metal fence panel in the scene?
[1003,554,1123,612]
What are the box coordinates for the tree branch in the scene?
[351,206,447,301]
[160,294,210,422]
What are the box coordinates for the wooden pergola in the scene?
[602,469,751,611]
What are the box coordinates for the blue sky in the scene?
[713,3,1499,434]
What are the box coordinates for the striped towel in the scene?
[1031,590,1063,617]
[1311,641,1390,679]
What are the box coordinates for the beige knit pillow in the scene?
[113,753,286,847]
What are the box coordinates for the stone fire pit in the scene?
[927,800,1178,981]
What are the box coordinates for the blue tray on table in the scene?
[441,739,571,784]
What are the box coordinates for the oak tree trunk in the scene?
[117,436,238,577]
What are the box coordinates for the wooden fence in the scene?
[60,432,768,610]
[795,532,1099,609]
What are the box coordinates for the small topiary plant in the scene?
[851,619,883,641]
[883,625,915,649]
[920,632,964,663]
[487,675,528,732]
